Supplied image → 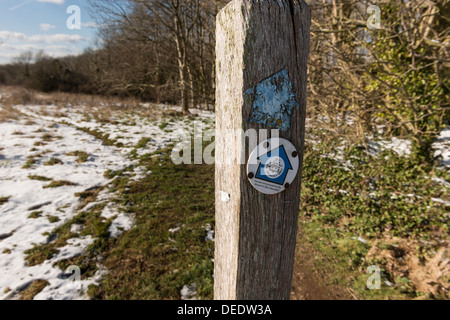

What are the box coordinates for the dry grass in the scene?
[3,87,36,105]
[0,86,36,123]
[66,151,89,163]
[28,175,52,182]
[75,186,105,210]
[1,85,136,107]
[28,211,43,219]
[43,180,78,189]
[0,86,170,125]
[0,104,21,123]
[22,157,37,169]
[367,238,450,299]
[33,90,143,111]
[43,158,63,166]
[20,280,50,300]
[34,141,47,147]
[0,196,10,206]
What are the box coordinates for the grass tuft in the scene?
[28,211,43,219]
[22,157,37,169]
[41,134,57,142]
[43,180,77,189]
[28,175,52,182]
[20,280,50,300]
[75,186,104,209]
[130,137,152,159]
[77,127,121,147]
[158,122,169,131]
[34,141,47,147]
[66,151,89,163]
[48,216,60,224]
[44,158,63,166]
[0,196,11,206]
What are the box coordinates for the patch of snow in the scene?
[53,236,94,263]
[100,203,118,220]
[180,283,198,300]
[368,128,449,165]
[432,177,450,188]
[433,128,450,168]
[169,227,181,234]
[132,166,147,181]
[431,198,450,207]
[205,224,215,242]
[368,138,412,157]
[32,264,108,300]
[352,237,368,245]
[70,223,84,234]
[109,213,133,238]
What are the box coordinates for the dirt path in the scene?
[290,231,353,300]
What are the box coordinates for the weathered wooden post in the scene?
[215,0,311,300]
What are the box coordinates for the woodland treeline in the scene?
[0,0,448,160]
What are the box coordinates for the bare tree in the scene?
[306,0,449,160]
[89,0,228,112]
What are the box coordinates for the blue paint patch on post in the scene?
[244,69,299,132]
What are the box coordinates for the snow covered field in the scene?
[0,102,213,300]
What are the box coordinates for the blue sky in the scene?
[0,0,99,64]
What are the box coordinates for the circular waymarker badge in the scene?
[247,138,300,195]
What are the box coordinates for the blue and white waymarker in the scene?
[247,138,300,195]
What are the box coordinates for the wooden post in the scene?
[215,0,311,300]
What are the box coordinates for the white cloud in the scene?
[0,43,81,64]
[40,23,56,31]
[0,31,27,42]
[81,22,101,29]
[0,31,87,44]
[30,34,86,43]
[0,29,89,64]
[0,43,74,54]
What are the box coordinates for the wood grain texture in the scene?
[215,0,310,300]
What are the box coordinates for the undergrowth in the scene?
[298,124,449,299]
